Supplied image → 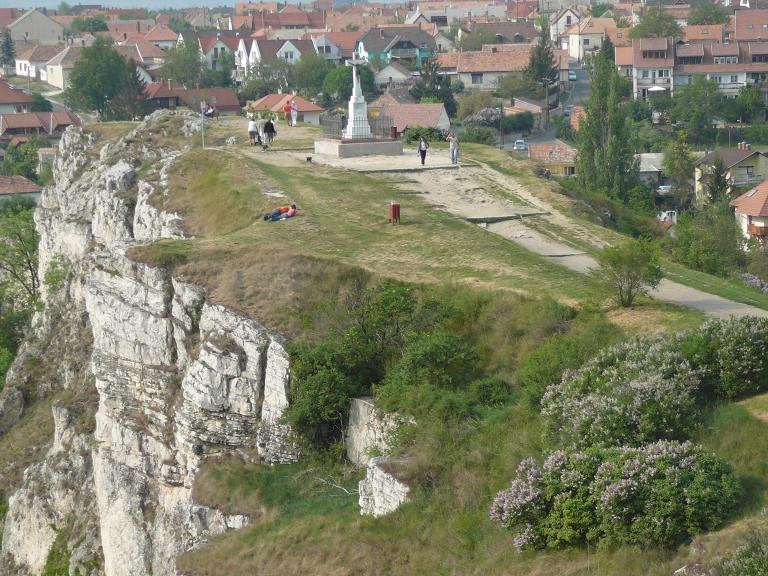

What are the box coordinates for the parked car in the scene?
[564,105,573,117]
[513,139,527,151]
[568,70,577,82]
[657,185,673,195]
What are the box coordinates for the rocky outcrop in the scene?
[358,457,411,517]
[1,111,299,576]
[344,397,398,467]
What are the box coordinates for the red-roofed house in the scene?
[0,111,81,142]
[235,3,280,15]
[0,8,21,31]
[45,46,83,90]
[15,44,65,81]
[0,175,42,204]
[682,24,724,43]
[304,31,361,62]
[731,180,768,240]
[377,102,450,136]
[529,140,577,176]
[145,82,241,113]
[249,93,325,124]
[615,45,633,79]
[438,45,541,90]
[566,17,617,61]
[143,24,178,50]
[0,79,34,114]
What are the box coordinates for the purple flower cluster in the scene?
[490,442,739,550]
[541,338,700,447]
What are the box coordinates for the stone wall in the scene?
[358,457,411,517]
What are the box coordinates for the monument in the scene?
[314,47,403,158]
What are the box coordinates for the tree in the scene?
[200,51,234,88]
[104,63,149,120]
[29,92,52,112]
[672,75,722,144]
[157,41,203,88]
[498,71,544,101]
[577,52,639,203]
[0,35,16,76]
[0,136,48,181]
[734,85,763,124]
[293,52,334,97]
[0,200,39,306]
[323,64,373,104]
[64,38,131,118]
[592,238,663,307]
[58,1,72,15]
[706,156,729,204]
[629,6,682,39]
[688,3,729,25]
[70,16,109,33]
[663,131,694,208]
[239,59,294,100]
[457,91,498,120]
[168,16,192,34]
[525,26,558,85]
[459,32,499,51]
[410,57,456,116]
[600,36,615,63]
[673,203,744,276]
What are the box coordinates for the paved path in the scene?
[313,150,768,318]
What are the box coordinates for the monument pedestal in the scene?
[314,139,403,158]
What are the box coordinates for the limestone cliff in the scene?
[0,112,298,576]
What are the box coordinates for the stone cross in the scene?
[344,45,372,139]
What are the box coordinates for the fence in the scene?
[320,113,396,141]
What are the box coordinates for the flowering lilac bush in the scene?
[541,339,700,447]
[490,442,740,550]
[674,317,768,400]
[715,529,768,576]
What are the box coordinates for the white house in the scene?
[15,44,64,82]
[374,61,412,89]
[566,16,615,61]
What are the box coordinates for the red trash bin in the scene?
[388,202,401,224]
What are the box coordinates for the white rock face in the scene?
[358,457,411,517]
[1,112,301,576]
[344,397,400,467]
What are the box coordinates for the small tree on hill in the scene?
[0,35,16,76]
[410,57,457,117]
[630,6,682,39]
[592,238,663,307]
[525,26,558,86]
[706,156,730,204]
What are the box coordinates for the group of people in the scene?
[415,132,460,166]
[247,113,278,150]
[282,99,299,127]
[263,204,297,222]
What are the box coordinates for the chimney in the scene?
[168,78,172,90]
[137,21,140,33]
[747,143,752,150]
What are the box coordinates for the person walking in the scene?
[247,115,258,146]
[257,113,266,144]
[290,99,298,127]
[264,117,276,145]
[418,136,429,166]
[282,101,292,127]
[447,132,459,165]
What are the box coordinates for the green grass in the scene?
[664,261,768,311]
[5,75,55,93]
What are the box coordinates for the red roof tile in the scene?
[0,80,34,105]
[144,24,178,42]
[250,93,325,113]
[378,102,448,133]
[529,141,577,164]
[438,46,532,73]
[731,180,768,216]
[0,175,41,196]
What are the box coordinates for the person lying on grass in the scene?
[263,204,297,221]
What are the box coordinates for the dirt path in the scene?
[386,158,768,319]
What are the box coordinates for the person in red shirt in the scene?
[263,204,297,221]
[282,101,292,127]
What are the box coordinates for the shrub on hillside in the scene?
[673,317,768,400]
[490,441,740,550]
[402,126,446,144]
[541,338,700,447]
[463,107,502,128]
[715,529,768,576]
[461,126,496,145]
[457,92,498,121]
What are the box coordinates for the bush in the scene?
[673,317,768,400]
[502,112,534,136]
[402,126,446,144]
[490,441,741,550]
[457,92,498,121]
[463,107,502,128]
[519,315,622,408]
[541,338,701,447]
[715,529,768,576]
[376,330,479,417]
[461,126,496,145]
[591,237,663,307]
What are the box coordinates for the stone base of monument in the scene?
[314,138,403,159]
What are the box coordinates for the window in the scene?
[731,75,739,83]
[471,72,483,84]
[566,15,572,24]
[643,50,666,58]
[711,75,722,83]
[658,69,669,77]
[754,54,768,62]
[564,166,575,176]
[714,56,738,64]
[617,32,623,38]
[284,51,294,60]
[583,38,590,45]
[642,70,649,78]
[747,166,754,176]
[748,23,754,29]
[678,56,702,65]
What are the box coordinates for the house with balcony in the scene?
[693,144,768,203]
[730,179,768,240]
[631,37,675,100]
[357,26,436,65]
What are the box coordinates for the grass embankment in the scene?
[664,261,768,311]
